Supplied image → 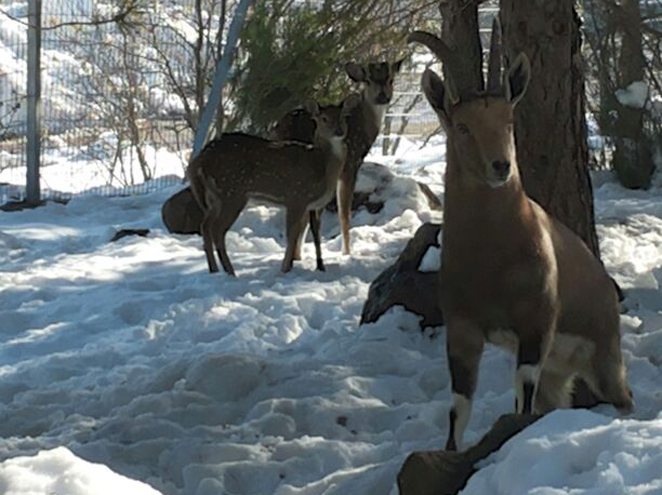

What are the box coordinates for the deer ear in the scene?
[304,99,320,116]
[422,69,452,129]
[345,62,367,83]
[506,53,530,106]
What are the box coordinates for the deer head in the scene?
[345,59,405,105]
[303,93,362,154]
[410,20,531,189]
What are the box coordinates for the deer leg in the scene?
[282,207,308,273]
[337,164,358,255]
[293,222,309,261]
[309,209,325,271]
[211,198,246,277]
[200,200,222,273]
[445,319,484,451]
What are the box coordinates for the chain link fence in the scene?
[0,1,505,205]
[0,1,450,206]
[0,0,204,204]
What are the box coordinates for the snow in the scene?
[2,139,662,494]
[463,410,662,495]
[615,81,649,109]
[418,245,441,272]
[0,447,161,495]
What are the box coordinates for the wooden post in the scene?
[26,0,42,205]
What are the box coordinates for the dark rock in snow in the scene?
[397,414,541,495]
[161,187,203,235]
[110,229,150,242]
[361,222,443,328]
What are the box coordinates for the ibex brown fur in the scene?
[410,23,633,451]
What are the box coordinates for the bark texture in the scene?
[611,0,654,189]
[500,0,600,257]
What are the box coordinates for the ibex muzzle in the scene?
[410,19,633,452]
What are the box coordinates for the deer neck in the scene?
[315,135,347,179]
[358,92,387,137]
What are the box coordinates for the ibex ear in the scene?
[392,57,406,73]
[422,69,452,129]
[506,53,531,106]
[345,62,367,83]
[304,99,320,116]
[342,93,362,114]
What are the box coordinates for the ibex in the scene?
[409,23,633,451]
[272,59,404,255]
[187,95,360,275]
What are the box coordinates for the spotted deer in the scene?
[409,23,633,451]
[272,59,404,255]
[187,95,360,275]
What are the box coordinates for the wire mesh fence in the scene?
[0,1,503,205]
[0,0,202,204]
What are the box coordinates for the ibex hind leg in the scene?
[211,198,247,277]
[445,320,484,451]
[515,330,554,414]
[309,209,325,271]
[282,207,308,273]
[534,367,575,413]
[337,165,359,256]
[586,354,634,413]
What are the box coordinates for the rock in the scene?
[110,229,150,242]
[397,414,541,495]
[161,187,203,235]
[361,222,443,328]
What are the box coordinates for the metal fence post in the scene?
[191,0,253,159]
[26,0,42,205]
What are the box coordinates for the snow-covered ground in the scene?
[1,137,661,495]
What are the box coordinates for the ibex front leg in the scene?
[514,322,554,414]
[445,319,484,451]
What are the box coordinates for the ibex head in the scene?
[409,20,531,188]
[345,59,405,105]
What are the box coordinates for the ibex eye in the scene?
[456,124,470,134]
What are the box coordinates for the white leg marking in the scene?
[452,393,472,450]
[515,364,541,414]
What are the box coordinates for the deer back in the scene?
[189,132,344,209]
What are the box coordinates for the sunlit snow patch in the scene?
[0,447,163,495]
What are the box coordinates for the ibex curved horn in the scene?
[486,17,503,93]
[407,31,456,65]
[407,30,460,103]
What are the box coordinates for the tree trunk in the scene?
[439,0,483,93]
[612,0,654,189]
[500,0,601,258]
